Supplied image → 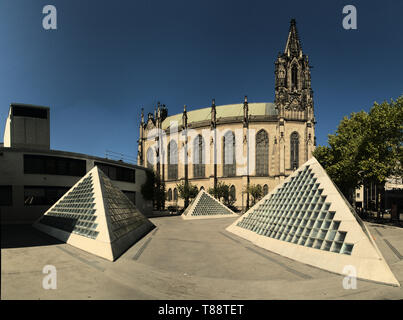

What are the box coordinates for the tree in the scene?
[208,182,234,205]
[313,111,369,199]
[359,97,403,185]
[176,181,198,208]
[313,95,403,202]
[140,170,165,210]
[244,184,263,206]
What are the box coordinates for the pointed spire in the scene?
[211,98,216,129]
[182,104,188,129]
[284,18,302,57]
[140,108,144,124]
[243,95,249,128]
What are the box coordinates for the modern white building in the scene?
[0,103,152,224]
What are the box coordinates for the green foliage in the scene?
[313,95,403,199]
[154,175,166,210]
[360,97,403,183]
[245,184,263,206]
[208,182,234,206]
[141,170,165,209]
[140,170,155,201]
[176,181,198,201]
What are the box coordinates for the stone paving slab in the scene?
[1,217,403,299]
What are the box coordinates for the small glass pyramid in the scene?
[33,166,155,261]
[182,189,238,220]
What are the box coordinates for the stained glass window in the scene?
[291,132,299,170]
[223,131,236,177]
[193,135,205,178]
[256,130,269,176]
[167,140,178,180]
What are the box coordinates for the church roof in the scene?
[161,102,277,130]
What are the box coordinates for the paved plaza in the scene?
[1,216,403,300]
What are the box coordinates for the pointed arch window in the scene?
[167,140,178,180]
[167,188,172,201]
[223,131,236,177]
[193,135,205,178]
[290,132,299,170]
[256,129,269,176]
[173,188,178,201]
[263,184,269,196]
[230,185,236,201]
[146,147,154,170]
[291,65,298,89]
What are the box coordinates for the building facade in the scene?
[0,103,153,224]
[137,20,316,210]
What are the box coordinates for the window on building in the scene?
[167,188,173,201]
[223,131,236,177]
[168,140,178,180]
[256,130,269,176]
[290,132,299,170]
[146,148,154,170]
[94,162,135,183]
[173,188,178,201]
[193,135,205,178]
[263,184,269,196]
[24,154,86,176]
[0,186,12,206]
[230,185,236,201]
[24,186,70,206]
[291,65,298,89]
[122,191,136,205]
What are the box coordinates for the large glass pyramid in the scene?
[182,189,238,220]
[226,157,400,286]
[33,166,155,261]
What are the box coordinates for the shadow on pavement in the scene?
[1,224,63,249]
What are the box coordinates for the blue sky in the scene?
[0,0,402,162]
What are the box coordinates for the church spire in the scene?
[284,18,302,57]
[210,98,216,129]
[275,19,314,121]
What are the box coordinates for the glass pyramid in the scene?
[33,166,155,261]
[226,157,400,287]
[182,190,238,220]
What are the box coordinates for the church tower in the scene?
[274,19,316,175]
[275,19,314,123]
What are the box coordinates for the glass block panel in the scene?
[322,241,332,251]
[331,221,341,230]
[331,242,343,253]
[341,243,354,255]
[327,230,337,241]
[335,231,347,242]
[314,239,323,249]
[306,238,315,247]
[234,164,352,255]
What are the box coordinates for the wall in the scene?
[145,117,314,210]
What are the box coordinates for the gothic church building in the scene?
[137,19,316,210]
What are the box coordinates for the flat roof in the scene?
[0,146,148,171]
[10,102,50,110]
